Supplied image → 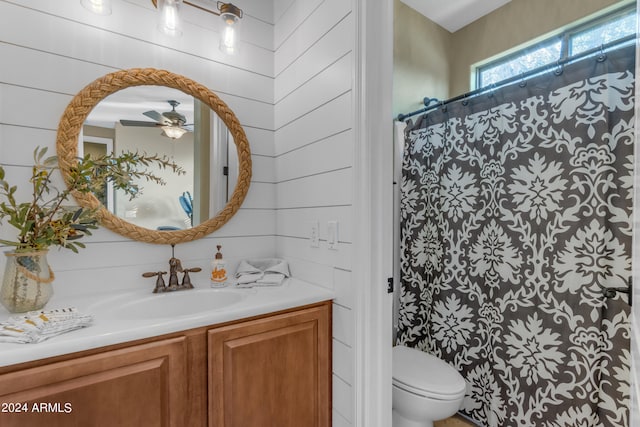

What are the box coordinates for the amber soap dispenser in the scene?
[211,245,228,287]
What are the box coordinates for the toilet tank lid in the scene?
[392,345,466,397]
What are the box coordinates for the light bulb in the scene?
[158,0,182,37]
[81,0,112,15]
[220,25,236,54]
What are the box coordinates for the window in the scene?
[569,9,636,55]
[475,4,636,89]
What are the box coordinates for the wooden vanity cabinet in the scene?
[208,303,331,427]
[0,301,332,427]
[0,337,188,427]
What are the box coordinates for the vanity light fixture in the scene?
[80,0,112,15]
[161,125,188,140]
[150,0,243,53]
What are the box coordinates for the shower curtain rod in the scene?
[396,34,636,122]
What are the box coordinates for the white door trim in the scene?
[352,0,395,426]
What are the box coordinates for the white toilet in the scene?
[392,345,466,427]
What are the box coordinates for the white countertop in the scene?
[0,278,334,367]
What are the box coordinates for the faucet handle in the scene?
[143,271,168,293]
[181,267,202,289]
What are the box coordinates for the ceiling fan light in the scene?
[81,0,112,15]
[161,125,188,139]
[157,0,183,37]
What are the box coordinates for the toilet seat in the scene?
[392,346,466,400]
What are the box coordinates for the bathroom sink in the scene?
[100,289,247,320]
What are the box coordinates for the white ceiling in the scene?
[400,0,512,32]
[85,86,194,129]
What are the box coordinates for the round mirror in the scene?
[56,68,252,245]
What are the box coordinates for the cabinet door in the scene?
[0,336,188,427]
[208,303,331,427]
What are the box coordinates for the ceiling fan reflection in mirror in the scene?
[120,100,194,139]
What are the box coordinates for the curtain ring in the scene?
[440,100,447,112]
[518,72,527,88]
[554,60,564,76]
[596,44,607,62]
[487,83,496,98]
[461,94,469,106]
[423,97,436,107]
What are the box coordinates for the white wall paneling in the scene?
[0,126,57,166]
[276,167,352,208]
[275,53,352,129]
[276,130,353,181]
[332,303,354,347]
[1,0,372,425]
[283,255,335,286]
[274,0,323,48]
[29,235,276,297]
[274,0,296,24]
[333,410,351,427]
[239,182,276,209]
[275,91,352,156]
[219,95,272,130]
[277,205,352,243]
[251,154,276,183]
[275,13,354,102]
[242,127,274,157]
[0,42,116,96]
[333,337,354,384]
[333,373,354,423]
[0,84,73,131]
[277,236,351,271]
[274,0,357,424]
[333,266,354,310]
[274,0,351,74]
[3,0,274,75]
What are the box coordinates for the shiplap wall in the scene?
[0,0,277,295]
[1,0,360,423]
[273,0,356,425]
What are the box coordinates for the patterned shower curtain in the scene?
[397,44,635,427]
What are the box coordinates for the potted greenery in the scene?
[0,147,183,313]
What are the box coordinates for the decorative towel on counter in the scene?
[233,258,290,287]
[0,307,93,344]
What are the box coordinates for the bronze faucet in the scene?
[142,245,202,293]
[142,271,168,293]
[167,255,182,290]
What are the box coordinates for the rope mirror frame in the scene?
[56,68,252,245]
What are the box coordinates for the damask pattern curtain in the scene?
[397,45,635,427]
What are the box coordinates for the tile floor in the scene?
[434,414,477,427]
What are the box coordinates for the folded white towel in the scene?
[256,273,286,285]
[0,307,93,344]
[236,272,263,284]
[235,258,291,278]
[233,258,290,287]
